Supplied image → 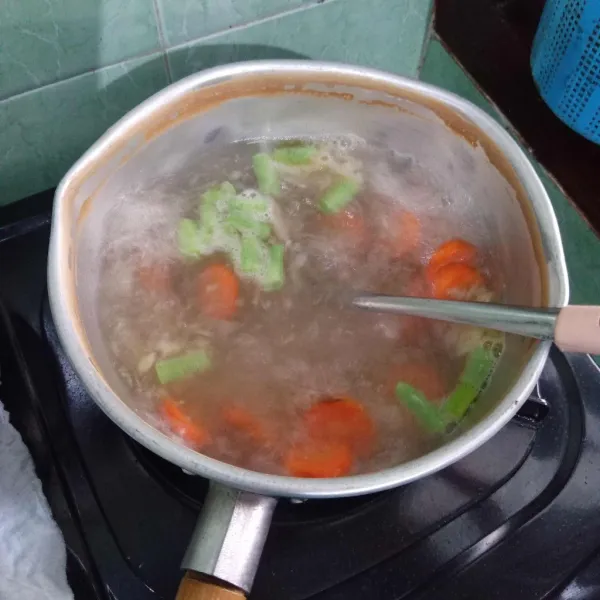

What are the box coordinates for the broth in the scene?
[98,137,503,477]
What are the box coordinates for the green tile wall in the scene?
[0,0,161,99]
[0,55,168,204]
[168,0,431,81]
[0,0,433,206]
[157,0,313,46]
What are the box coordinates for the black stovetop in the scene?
[2,191,600,600]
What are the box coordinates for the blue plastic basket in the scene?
[531,0,600,144]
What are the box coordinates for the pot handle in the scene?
[555,306,600,354]
[176,572,246,599]
[176,481,277,599]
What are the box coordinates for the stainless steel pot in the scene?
[48,60,569,599]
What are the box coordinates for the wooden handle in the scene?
[176,572,246,600]
[555,305,600,354]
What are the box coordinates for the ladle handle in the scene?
[353,296,600,355]
[555,306,600,354]
[176,573,246,599]
[352,295,559,339]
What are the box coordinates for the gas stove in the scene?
[2,190,600,600]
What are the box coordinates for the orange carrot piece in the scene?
[305,397,374,455]
[389,362,447,402]
[222,406,270,446]
[285,441,353,478]
[160,397,210,448]
[384,211,422,259]
[138,263,171,293]
[431,263,484,299]
[197,263,240,320]
[426,238,478,283]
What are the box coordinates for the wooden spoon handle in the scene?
[555,305,600,354]
[176,572,246,600]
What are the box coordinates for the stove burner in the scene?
[40,289,580,599]
[2,208,600,600]
[4,193,600,600]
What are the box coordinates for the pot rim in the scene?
[48,59,569,499]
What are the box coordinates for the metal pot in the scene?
[48,60,569,599]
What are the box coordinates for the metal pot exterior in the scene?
[47,60,569,500]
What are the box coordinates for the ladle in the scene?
[352,296,600,354]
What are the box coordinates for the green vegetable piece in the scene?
[240,236,265,275]
[272,145,317,165]
[460,345,497,390]
[442,382,479,422]
[202,181,236,205]
[200,182,236,224]
[395,382,446,432]
[318,178,360,214]
[263,244,285,291]
[252,153,280,196]
[230,195,271,219]
[155,350,211,385]
[200,200,218,229]
[220,181,236,196]
[200,193,218,227]
[227,212,271,239]
[442,345,499,421]
[177,219,202,257]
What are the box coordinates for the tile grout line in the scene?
[151,0,173,83]
[0,49,167,105]
[166,0,341,53]
[415,0,436,77]
[0,0,339,105]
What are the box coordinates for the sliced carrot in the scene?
[305,397,374,455]
[160,397,210,448]
[322,210,369,250]
[221,406,270,446]
[197,263,240,320]
[426,238,478,283]
[383,211,422,259]
[389,361,447,402]
[285,440,353,478]
[431,263,484,299]
[429,238,478,269]
[138,263,171,293]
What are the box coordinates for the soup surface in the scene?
[98,137,504,477]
